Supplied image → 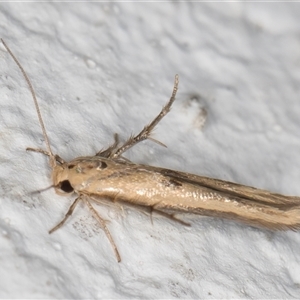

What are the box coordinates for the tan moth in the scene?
[2,39,300,262]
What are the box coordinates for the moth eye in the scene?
[68,164,76,169]
[59,180,74,193]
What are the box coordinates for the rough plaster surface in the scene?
[0,3,300,299]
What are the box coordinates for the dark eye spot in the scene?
[97,161,107,169]
[68,164,76,169]
[83,161,107,171]
[59,180,74,193]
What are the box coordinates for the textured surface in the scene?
[0,3,300,298]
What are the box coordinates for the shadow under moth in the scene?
[2,39,300,262]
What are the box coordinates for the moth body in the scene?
[2,38,300,262]
[54,155,300,231]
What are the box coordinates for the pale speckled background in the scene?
[0,3,300,299]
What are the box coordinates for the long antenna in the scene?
[1,39,56,168]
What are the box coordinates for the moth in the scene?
[2,39,300,262]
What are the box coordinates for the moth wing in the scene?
[159,169,300,207]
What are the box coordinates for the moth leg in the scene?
[84,197,121,263]
[111,74,179,158]
[29,184,56,195]
[150,207,191,227]
[49,196,81,234]
[27,147,65,164]
[89,194,125,217]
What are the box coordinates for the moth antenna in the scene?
[1,39,56,168]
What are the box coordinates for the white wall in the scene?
[0,3,299,298]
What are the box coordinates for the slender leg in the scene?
[111,75,179,158]
[84,198,121,263]
[29,185,55,195]
[150,207,191,227]
[119,200,191,227]
[27,147,65,164]
[49,197,81,234]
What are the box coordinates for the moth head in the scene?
[52,164,75,196]
[51,158,108,196]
